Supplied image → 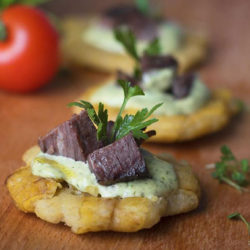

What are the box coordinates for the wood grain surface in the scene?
[0,0,250,249]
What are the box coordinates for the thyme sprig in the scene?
[228,213,250,235]
[211,145,250,192]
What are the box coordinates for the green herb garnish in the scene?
[114,26,162,60]
[234,99,248,113]
[228,213,250,235]
[111,80,162,141]
[114,26,140,62]
[69,80,161,143]
[135,0,150,15]
[211,145,249,192]
[68,101,108,143]
[144,38,161,56]
[114,27,162,78]
[114,26,141,78]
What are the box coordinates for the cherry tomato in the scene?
[0,5,60,92]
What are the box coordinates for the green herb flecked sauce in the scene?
[83,20,184,55]
[31,150,178,199]
[90,72,211,116]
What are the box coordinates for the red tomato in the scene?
[0,5,60,92]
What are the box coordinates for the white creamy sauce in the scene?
[31,150,177,199]
[82,19,210,114]
[83,20,184,55]
[158,22,184,54]
[142,68,176,91]
[90,73,211,116]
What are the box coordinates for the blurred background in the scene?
[42,0,250,90]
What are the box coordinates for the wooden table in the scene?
[1,0,250,249]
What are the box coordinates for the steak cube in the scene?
[38,110,103,161]
[104,5,158,40]
[72,111,104,155]
[141,54,178,72]
[172,73,194,99]
[87,133,149,185]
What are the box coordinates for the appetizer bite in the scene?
[7,81,200,234]
[72,28,239,143]
[61,0,208,73]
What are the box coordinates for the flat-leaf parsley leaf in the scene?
[69,80,162,144]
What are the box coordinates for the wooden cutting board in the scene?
[0,0,250,249]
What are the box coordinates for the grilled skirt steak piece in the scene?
[103,5,158,40]
[38,111,103,161]
[106,120,115,141]
[172,73,194,99]
[87,133,149,185]
[141,54,178,72]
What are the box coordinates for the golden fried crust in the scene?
[72,80,239,142]
[6,166,61,212]
[61,17,208,74]
[6,146,200,234]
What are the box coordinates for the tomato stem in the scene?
[0,21,7,41]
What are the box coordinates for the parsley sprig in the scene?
[69,80,161,144]
[114,26,161,61]
[234,99,249,113]
[228,213,250,235]
[111,80,162,141]
[135,0,162,20]
[114,26,161,79]
[114,26,140,62]
[144,38,161,56]
[68,101,108,143]
[211,145,249,192]
[135,0,150,15]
